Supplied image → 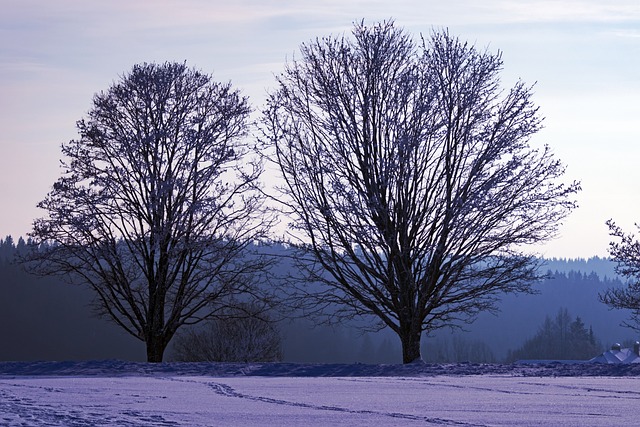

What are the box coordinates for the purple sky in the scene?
[1,0,639,258]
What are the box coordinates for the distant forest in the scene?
[0,237,635,363]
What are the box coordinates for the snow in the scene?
[589,347,640,364]
[1,361,640,426]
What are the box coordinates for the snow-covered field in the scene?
[1,361,639,426]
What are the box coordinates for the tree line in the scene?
[7,20,640,363]
[0,235,29,263]
[1,237,631,363]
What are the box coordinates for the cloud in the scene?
[494,0,640,23]
[605,29,640,38]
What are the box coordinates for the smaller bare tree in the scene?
[599,220,640,331]
[171,303,283,362]
[27,62,275,362]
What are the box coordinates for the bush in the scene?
[171,305,282,362]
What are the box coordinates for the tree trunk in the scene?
[399,327,423,364]
[146,335,166,363]
[146,281,167,363]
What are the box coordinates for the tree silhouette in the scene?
[28,62,273,362]
[506,308,603,361]
[600,220,640,331]
[263,21,580,363]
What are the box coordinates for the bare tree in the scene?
[599,220,640,331]
[28,62,274,362]
[262,21,580,363]
[171,302,283,362]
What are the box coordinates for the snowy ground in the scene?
[1,361,639,426]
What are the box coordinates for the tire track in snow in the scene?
[172,378,488,426]
[516,381,640,400]
[336,376,547,396]
[346,376,640,400]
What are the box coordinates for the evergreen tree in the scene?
[0,236,14,263]
[506,308,603,362]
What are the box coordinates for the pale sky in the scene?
[1,0,639,258]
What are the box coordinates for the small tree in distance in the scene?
[263,21,580,363]
[28,62,274,362]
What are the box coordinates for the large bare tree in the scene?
[29,62,273,362]
[263,22,580,363]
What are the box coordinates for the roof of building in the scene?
[589,345,640,364]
